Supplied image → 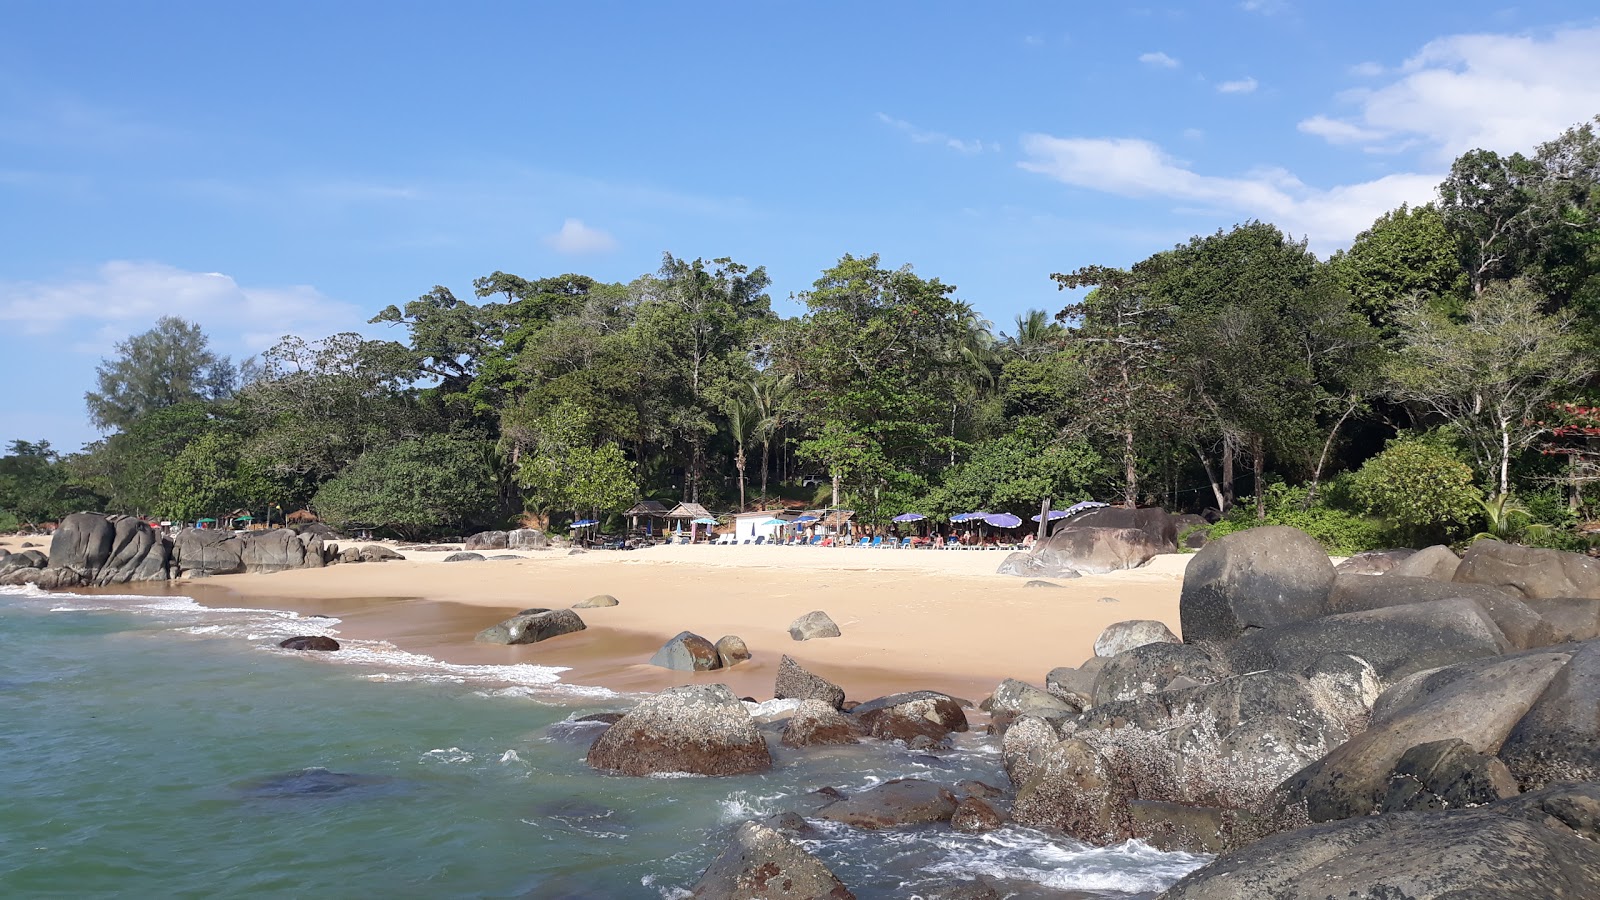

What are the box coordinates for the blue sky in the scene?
[3,1,1599,453]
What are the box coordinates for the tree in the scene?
[155,430,280,522]
[1387,278,1592,496]
[724,394,757,510]
[311,434,500,539]
[1328,203,1468,331]
[925,423,1103,516]
[748,372,796,499]
[510,402,637,519]
[1351,437,1483,545]
[1438,148,1541,297]
[70,401,216,514]
[85,316,235,432]
[0,440,95,525]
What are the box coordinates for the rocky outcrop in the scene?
[1160,783,1600,900]
[851,691,968,744]
[357,545,403,562]
[1061,506,1180,550]
[774,655,845,709]
[1327,573,1556,651]
[1179,526,1336,646]
[463,530,509,551]
[1094,619,1181,658]
[474,609,587,645]
[715,635,751,668]
[781,700,864,748]
[1454,538,1600,600]
[689,820,855,899]
[651,631,722,671]
[1525,596,1600,643]
[1046,657,1107,710]
[950,797,1005,833]
[173,527,245,578]
[40,512,170,586]
[279,636,340,651]
[789,610,841,641]
[1094,642,1229,704]
[508,528,547,551]
[240,528,325,574]
[1377,738,1520,813]
[1029,526,1166,575]
[1390,544,1462,581]
[586,684,773,776]
[815,779,958,830]
[983,678,1078,721]
[995,551,1080,579]
[1497,639,1600,790]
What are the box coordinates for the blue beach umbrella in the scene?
[790,515,818,525]
[571,519,599,528]
[1062,501,1110,517]
[983,512,1023,528]
[692,516,719,525]
[891,512,926,523]
[1030,510,1071,522]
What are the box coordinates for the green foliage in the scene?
[85,317,235,432]
[312,434,500,539]
[1328,203,1467,331]
[1206,482,1388,555]
[1351,437,1484,545]
[70,401,216,513]
[0,440,97,524]
[922,423,1104,518]
[511,402,637,517]
[155,431,285,521]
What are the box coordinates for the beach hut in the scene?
[625,500,672,537]
[666,501,715,542]
[732,510,795,543]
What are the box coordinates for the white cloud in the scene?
[1301,26,1600,161]
[0,261,361,354]
[1139,51,1180,69]
[1018,134,1438,252]
[1349,61,1385,77]
[544,218,618,255]
[1218,77,1259,94]
[876,112,995,154]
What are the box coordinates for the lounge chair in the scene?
[755,536,765,545]
[869,536,883,548]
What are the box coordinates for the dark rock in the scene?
[1094,619,1180,657]
[463,530,510,551]
[574,712,625,725]
[1011,738,1117,841]
[1379,738,1520,813]
[1498,638,1600,790]
[1179,526,1336,646]
[241,528,321,574]
[815,778,958,830]
[358,545,403,562]
[1127,800,1245,854]
[781,700,864,748]
[1001,715,1063,788]
[1174,513,1211,549]
[443,551,486,562]
[172,527,245,578]
[755,811,817,839]
[475,609,587,645]
[1390,544,1462,580]
[922,878,1002,900]
[995,550,1079,579]
[983,678,1077,720]
[851,691,968,743]
[1301,651,1382,731]
[1525,596,1600,643]
[689,820,855,899]
[1032,525,1165,575]
[1455,538,1600,600]
[278,635,340,651]
[956,779,1005,800]
[951,797,1004,833]
[715,635,751,668]
[238,766,393,798]
[508,528,547,551]
[650,631,723,671]
[1060,506,1180,550]
[774,655,846,709]
[1334,548,1416,576]
[572,593,619,608]
[1094,641,1229,704]
[1161,783,1600,900]
[586,684,772,777]
[1046,657,1106,709]
[1229,596,1513,680]
[1327,573,1556,651]
[789,610,841,641]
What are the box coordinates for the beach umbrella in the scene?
[761,517,787,526]
[891,512,926,523]
[572,519,599,528]
[1030,510,1071,522]
[983,512,1022,528]
[791,514,818,524]
[949,512,985,523]
[1062,501,1110,517]
[692,516,719,525]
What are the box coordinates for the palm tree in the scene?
[750,372,795,499]
[1001,309,1065,359]
[1474,492,1551,544]
[942,303,999,464]
[726,395,758,510]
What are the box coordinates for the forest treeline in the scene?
[5,116,1600,550]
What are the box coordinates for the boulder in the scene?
[1094,642,1229,704]
[172,527,245,578]
[358,545,403,562]
[1302,652,1382,732]
[1378,738,1520,813]
[586,684,773,776]
[950,797,1005,833]
[923,878,1003,900]
[1060,506,1180,550]
[1525,596,1600,643]
[851,691,969,744]
[714,635,751,668]
[1160,783,1600,900]
[508,528,548,551]
[463,530,510,551]
[1094,619,1181,658]
[475,609,587,645]
[1179,526,1336,646]
[995,551,1080,578]
[1126,800,1247,854]
[1173,513,1212,549]
[1327,573,1556,651]
[1031,526,1165,575]
[336,547,362,564]
[1277,651,1570,822]
[1010,738,1118,842]
[773,655,845,709]
[279,636,341,651]
[788,610,841,641]
[1001,715,1063,788]
[1390,544,1462,581]
[688,820,855,900]
[650,631,722,671]
[1455,538,1600,600]
[983,678,1077,720]
[443,551,485,563]
[815,779,958,830]
[780,700,865,748]
[1497,638,1600,790]
[240,528,315,574]
[572,593,619,609]
[1045,659,1104,710]
[1334,548,1415,576]
[45,511,115,582]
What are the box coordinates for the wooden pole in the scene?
[1036,497,1052,542]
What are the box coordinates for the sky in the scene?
[3,1,1599,453]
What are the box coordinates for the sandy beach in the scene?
[119,539,1197,703]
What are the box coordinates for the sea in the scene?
[0,584,1208,898]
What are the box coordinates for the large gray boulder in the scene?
[443,551,485,562]
[1334,548,1415,576]
[240,528,317,574]
[587,684,772,776]
[463,530,509,551]
[1378,738,1520,813]
[1525,596,1600,643]
[508,528,547,551]
[995,550,1079,579]
[1228,596,1513,680]
[1455,538,1600,600]
[815,779,959,830]
[1179,526,1336,646]
[1277,651,1570,822]
[358,544,403,562]
[1160,782,1600,900]
[689,820,855,899]
[1059,506,1180,550]
[780,699,864,748]
[1498,639,1600,790]
[1031,526,1165,575]
[1327,573,1556,651]
[650,631,722,671]
[851,691,968,744]
[172,527,245,578]
[773,655,845,709]
[1094,619,1181,657]
[788,610,840,641]
[474,609,587,645]
[1094,641,1230,704]
[1390,544,1462,580]
[43,512,171,586]
[1046,658,1105,710]
[983,678,1077,721]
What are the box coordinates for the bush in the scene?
[1206,483,1388,555]
[1351,437,1482,546]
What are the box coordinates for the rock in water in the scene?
[950,797,1004,834]
[851,691,968,743]
[650,631,722,671]
[587,684,772,776]
[1093,619,1180,657]
[278,636,340,651]
[475,609,587,645]
[815,779,959,829]
[572,593,618,608]
[789,610,841,641]
[1179,526,1336,646]
[1093,642,1229,704]
[774,655,846,709]
[983,678,1077,720]
[715,635,751,668]
[781,699,864,748]
[689,820,854,899]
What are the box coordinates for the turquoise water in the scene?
[0,586,1204,898]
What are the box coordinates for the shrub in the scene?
[1205,482,1388,555]
[1351,437,1482,546]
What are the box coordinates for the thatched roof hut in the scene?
[666,501,714,520]
[625,500,672,517]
